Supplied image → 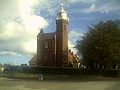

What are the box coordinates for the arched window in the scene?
[64,24,66,30]
[44,42,48,48]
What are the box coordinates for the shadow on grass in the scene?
[40,75,120,82]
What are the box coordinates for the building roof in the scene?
[68,49,79,62]
[29,54,37,64]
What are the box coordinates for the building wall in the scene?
[56,20,68,67]
[37,19,69,67]
[37,33,56,67]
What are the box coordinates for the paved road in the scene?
[0,77,120,90]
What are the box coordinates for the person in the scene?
[38,74,44,80]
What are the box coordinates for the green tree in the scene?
[76,20,120,69]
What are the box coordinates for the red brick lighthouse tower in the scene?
[56,4,69,67]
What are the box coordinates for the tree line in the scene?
[76,20,120,69]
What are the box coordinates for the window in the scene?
[64,25,66,30]
[44,42,48,48]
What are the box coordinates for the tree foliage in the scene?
[76,20,120,69]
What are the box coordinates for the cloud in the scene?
[80,2,120,14]
[69,30,84,43]
[68,30,84,54]
[0,0,48,56]
[32,0,99,17]
[0,0,21,19]
[32,0,61,17]
[83,3,96,13]
[0,18,48,55]
[68,0,97,4]
[0,51,22,56]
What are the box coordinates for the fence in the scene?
[3,66,120,77]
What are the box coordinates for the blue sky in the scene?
[0,0,120,65]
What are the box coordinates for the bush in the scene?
[101,69,120,77]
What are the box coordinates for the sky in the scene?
[0,0,120,65]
